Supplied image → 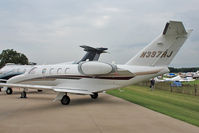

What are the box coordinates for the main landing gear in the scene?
[61,94,70,105]
[59,93,98,105]
[6,88,13,95]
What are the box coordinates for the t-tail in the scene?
[126,21,192,66]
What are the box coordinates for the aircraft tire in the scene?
[37,89,43,92]
[6,88,13,95]
[61,95,70,105]
[20,91,27,98]
[90,93,98,99]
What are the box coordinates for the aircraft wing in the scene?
[0,83,92,95]
[0,83,53,90]
[53,87,92,95]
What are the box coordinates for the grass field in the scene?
[183,79,199,85]
[107,85,199,127]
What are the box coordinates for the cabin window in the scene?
[42,68,47,74]
[57,68,62,74]
[29,67,37,74]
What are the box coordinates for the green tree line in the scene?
[0,49,29,68]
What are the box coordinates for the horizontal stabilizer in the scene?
[77,45,108,63]
[80,45,108,53]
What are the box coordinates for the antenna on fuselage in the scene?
[77,45,108,64]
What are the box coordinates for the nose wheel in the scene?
[90,93,98,99]
[61,95,70,105]
[6,88,13,95]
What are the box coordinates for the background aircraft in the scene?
[161,75,195,82]
[0,21,192,105]
[0,64,33,94]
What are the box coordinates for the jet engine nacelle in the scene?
[78,61,115,75]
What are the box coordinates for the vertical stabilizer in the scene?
[126,21,192,66]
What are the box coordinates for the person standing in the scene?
[150,78,155,91]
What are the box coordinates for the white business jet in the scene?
[0,46,107,95]
[0,21,192,105]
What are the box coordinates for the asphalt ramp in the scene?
[0,91,198,133]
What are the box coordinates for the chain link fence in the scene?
[137,81,199,96]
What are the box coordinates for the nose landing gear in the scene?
[6,88,13,95]
[90,93,98,99]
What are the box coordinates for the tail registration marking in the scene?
[140,50,173,58]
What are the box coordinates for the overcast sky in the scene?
[0,0,198,67]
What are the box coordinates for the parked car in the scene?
[171,81,182,87]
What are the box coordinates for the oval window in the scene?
[42,68,47,74]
